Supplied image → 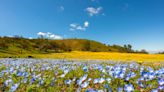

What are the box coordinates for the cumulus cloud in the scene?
[86,7,103,16]
[37,32,63,39]
[70,21,89,31]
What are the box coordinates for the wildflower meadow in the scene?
[0,59,163,92]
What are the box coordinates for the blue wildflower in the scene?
[117,87,123,92]
[151,89,158,92]
[80,82,89,88]
[124,84,134,92]
[158,78,164,85]
[64,79,72,85]
[9,83,20,92]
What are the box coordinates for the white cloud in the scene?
[70,21,89,31]
[37,32,47,36]
[49,34,63,39]
[86,7,103,16]
[70,23,78,28]
[47,32,52,35]
[76,26,85,30]
[28,37,33,39]
[70,24,85,31]
[37,32,63,39]
[84,21,89,27]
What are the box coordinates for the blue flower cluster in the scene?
[0,59,163,92]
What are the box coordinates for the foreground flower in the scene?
[81,74,88,81]
[77,74,88,85]
[106,78,111,83]
[86,88,97,92]
[9,83,20,92]
[93,78,99,84]
[64,79,72,85]
[80,82,89,88]
[17,71,23,77]
[97,90,104,92]
[117,87,123,92]
[158,85,164,90]
[124,84,134,92]
[5,79,13,86]
[83,66,88,72]
[151,89,158,92]
[98,78,105,84]
[60,74,66,78]
[158,78,164,85]
[104,84,112,91]
[88,78,92,82]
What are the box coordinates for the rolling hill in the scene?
[0,36,140,55]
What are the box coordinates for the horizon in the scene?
[0,0,164,52]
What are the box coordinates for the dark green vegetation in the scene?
[158,52,164,54]
[0,36,148,55]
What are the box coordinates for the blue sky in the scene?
[0,0,164,51]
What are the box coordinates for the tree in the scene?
[127,44,132,51]
[140,49,148,54]
[124,45,127,50]
[123,44,133,53]
[159,52,164,54]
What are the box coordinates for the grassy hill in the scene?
[0,36,148,58]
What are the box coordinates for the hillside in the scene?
[0,37,136,55]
